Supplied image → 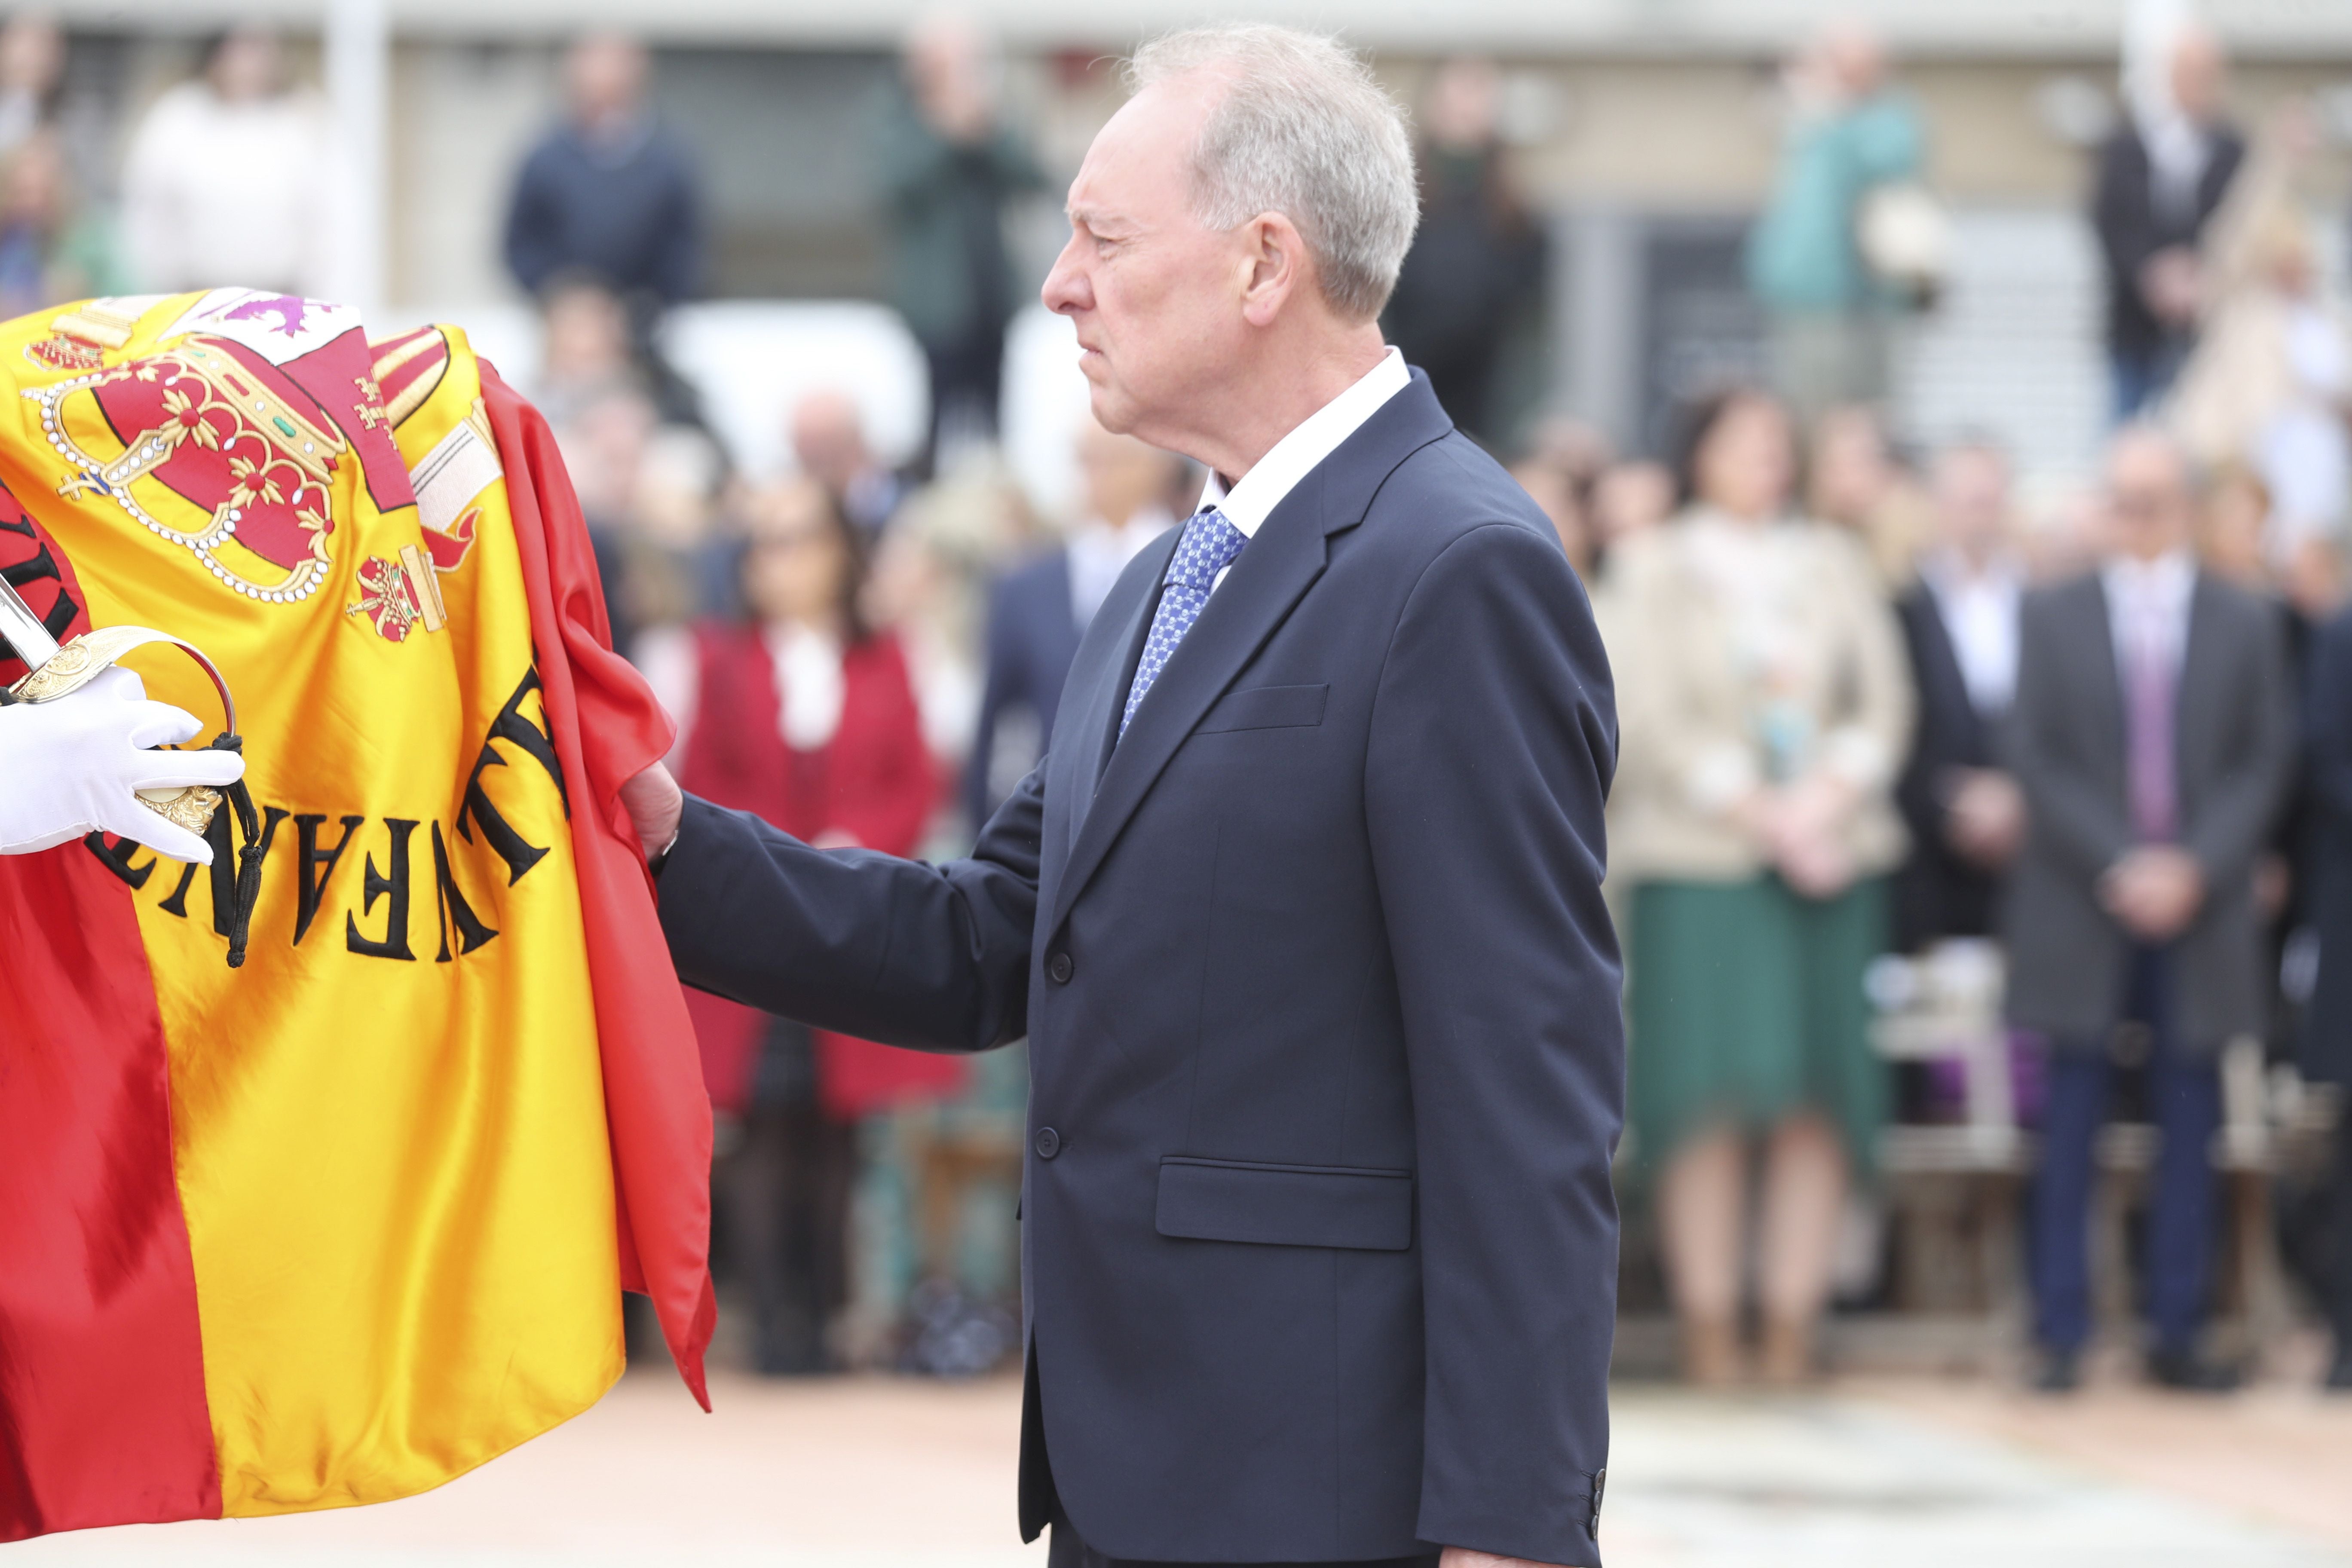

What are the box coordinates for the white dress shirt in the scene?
[1921,550,2023,719]
[1195,347,1412,592]
[633,620,846,763]
[765,622,845,751]
[2100,548,2197,686]
[1067,505,1174,628]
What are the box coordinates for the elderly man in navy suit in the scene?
[623,24,1622,1568]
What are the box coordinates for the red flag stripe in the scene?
[0,512,219,1539]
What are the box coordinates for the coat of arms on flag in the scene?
[0,291,714,1542]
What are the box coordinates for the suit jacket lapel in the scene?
[2175,573,2224,782]
[1042,372,1455,938]
[1911,589,1981,757]
[1045,529,1174,869]
[2077,574,2127,784]
[1043,549,1085,678]
[1047,472,1333,938]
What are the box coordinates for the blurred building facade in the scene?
[21,1,2352,487]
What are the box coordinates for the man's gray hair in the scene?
[1126,24,1418,322]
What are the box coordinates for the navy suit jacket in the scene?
[659,373,1623,1565]
[967,548,1086,827]
[1891,584,2007,950]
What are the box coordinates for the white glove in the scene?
[0,665,246,865]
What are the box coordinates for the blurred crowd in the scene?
[6,4,2352,1395]
[1588,13,2352,1400]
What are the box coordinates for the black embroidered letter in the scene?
[346,818,418,961]
[431,820,499,961]
[81,831,156,889]
[295,813,365,945]
[457,667,568,886]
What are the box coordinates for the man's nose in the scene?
[1042,235,1089,315]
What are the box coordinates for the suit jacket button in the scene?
[1047,951,1074,984]
[1034,1127,1061,1160]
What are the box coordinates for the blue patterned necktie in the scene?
[1121,507,1249,735]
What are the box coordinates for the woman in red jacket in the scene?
[677,478,954,1374]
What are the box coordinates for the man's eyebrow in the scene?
[1068,205,1135,233]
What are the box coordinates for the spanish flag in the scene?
[0,291,713,1539]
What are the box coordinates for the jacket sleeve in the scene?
[965,574,1020,828]
[1604,537,1754,818]
[2009,591,2135,882]
[2308,611,2352,822]
[2183,600,2294,890]
[1815,532,1914,799]
[1853,93,1925,184]
[502,147,561,297]
[1364,521,1621,1568]
[2092,132,2158,290]
[652,141,705,306]
[1892,594,1948,847]
[657,763,1041,1054]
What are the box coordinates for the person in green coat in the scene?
[0,128,132,321]
[875,16,1045,474]
[1745,23,1925,425]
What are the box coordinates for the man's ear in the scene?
[1237,211,1309,328]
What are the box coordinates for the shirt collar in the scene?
[1196,347,1411,538]
[1922,547,2023,601]
[2101,548,2196,606]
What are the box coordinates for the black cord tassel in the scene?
[210,732,265,969]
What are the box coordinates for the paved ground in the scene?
[16,1369,2352,1567]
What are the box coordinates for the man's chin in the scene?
[1086,385,1138,436]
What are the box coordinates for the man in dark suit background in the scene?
[621,22,1621,1568]
[2090,22,2243,420]
[2005,426,2293,1392]
[2294,603,2352,1390]
[1893,438,2027,954]
[966,423,1186,827]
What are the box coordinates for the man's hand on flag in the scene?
[621,760,684,866]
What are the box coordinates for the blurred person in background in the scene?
[1807,403,1932,589]
[966,420,1181,827]
[0,127,126,318]
[2297,593,2352,1391]
[1510,450,1596,582]
[505,35,701,334]
[121,28,344,299]
[2006,425,2293,1393]
[1508,415,1613,579]
[535,273,642,428]
[1383,57,1546,447]
[878,14,1044,473]
[671,479,951,1374]
[867,467,1029,799]
[1892,438,2027,955]
[791,389,906,539]
[2195,461,2275,590]
[1605,386,1912,1385]
[2193,459,2333,1156]
[2170,104,2349,593]
[0,14,61,158]
[537,277,665,650]
[2093,20,2243,421]
[536,273,729,655]
[1745,22,1924,426]
[1590,457,1675,563]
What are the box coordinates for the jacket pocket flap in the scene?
[1196,683,1329,733]
[1155,1157,1412,1250]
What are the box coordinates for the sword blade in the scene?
[0,573,62,671]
